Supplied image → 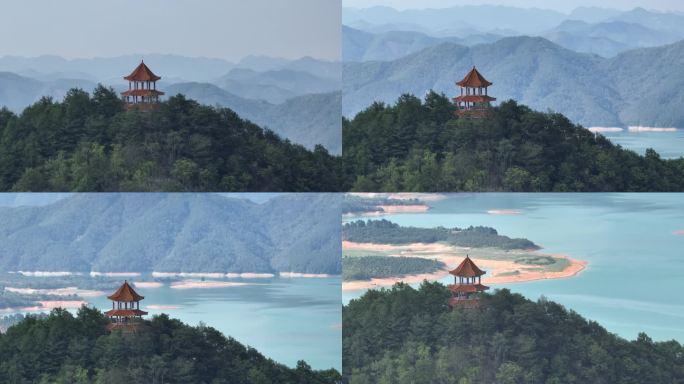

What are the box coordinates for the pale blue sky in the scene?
[343,0,684,12]
[0,0,340,61]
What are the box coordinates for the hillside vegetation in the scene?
[0,307,340,383]
[343,282,684,383]
[343,220,538,250]
[343,93,684,191]
[0,86,342,192]
[343,256,445,281]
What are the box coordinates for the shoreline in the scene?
[343,204,431,218]
[0,300,88,315]
[342,241,587,291]
[8,271,338,279]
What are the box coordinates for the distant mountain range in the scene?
[543,19,681,57]
[344,7,684,58]
[0,54,341,153]
[343,5,569,36]
[0,194,341,274]
[165,83,341,153]
[343,36,684,128]
[343,26,501,62]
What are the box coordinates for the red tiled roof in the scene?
[105,309,148,317]
[457,66,492,88]
[107,281,144,302]
[454,95,496,103]
[124,61,161,81]
[449,256,486,277]
[448,283,489,293]
[121,89,165,97]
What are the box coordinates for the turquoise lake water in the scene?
[343,193,684,343]
[601,130,684,159]
[14,277,341,370]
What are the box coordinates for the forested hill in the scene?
[0,86,342,192]
[343,220,538,250]
[0,307,340,383]
[343,283,684,383]
[343,93,684,191]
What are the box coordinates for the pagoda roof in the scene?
[449,256,486,277]
[448,283,489,293]
[121,89,165,97]
[105,309,148,317]
[454,95,496,103]
[457,66,492,88]
[124,61,161,81]
[107,281,144,302]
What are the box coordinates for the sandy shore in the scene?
[145,304,180,310]
[386,193,448,201]
[279,272,330,278]
[487,209,522,215]
[343,241,455,253]
[152,272,275,279]
[378,205,430,213]
[15,271,81,277]
[348,193,446,201]
[343,204,431,218]
[38,300,88,309]
[90,272,141,277]
[628,126,678,132]
[0,300,89,314]
[342,242,586,291]
[169,280,251,289]
[5,286,105,297]
[588,127,623,133]
[134,281,164,288]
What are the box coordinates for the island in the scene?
[342,220,586,291]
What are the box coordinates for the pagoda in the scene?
[121,60,164,110]
[453,66,496,118]
[105,280,148,332]
[448,255,489,306]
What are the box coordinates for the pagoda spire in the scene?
[105,280,148,332]
[121,61,164,110]
[453,66,496,118]
[447,255,489,306]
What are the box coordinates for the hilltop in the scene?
[0,86,343,191]
[343,283,684,383]
[0,55,341,153]
[342,93,684,191]
[0,307,340,383]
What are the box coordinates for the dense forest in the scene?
[0,307,340,383]
[343,282,684,383]
[343,220,538,250]
[343,256,445,281]
[0,86,343,192]
[342,92,684,191]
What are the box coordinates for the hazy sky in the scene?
[0,0,340,62]
[343,0,684,12]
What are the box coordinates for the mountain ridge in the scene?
[0,194,341,274]
[343,36,684,128]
